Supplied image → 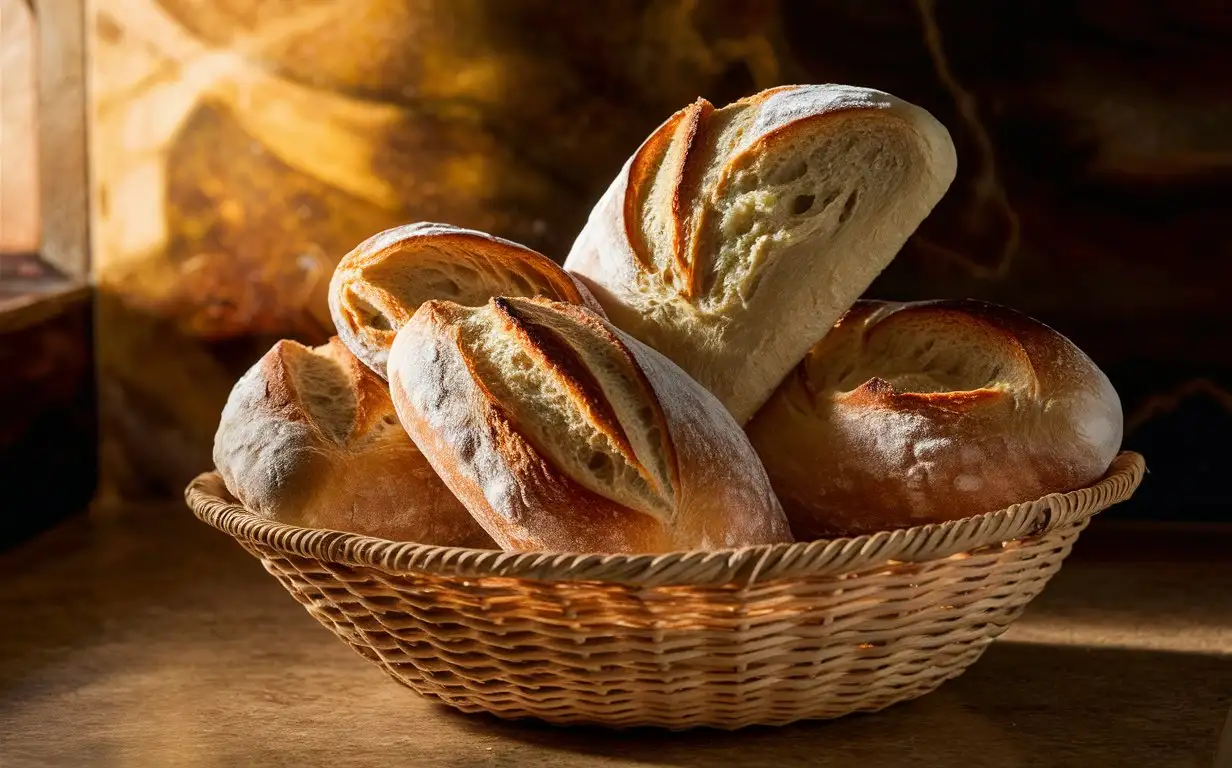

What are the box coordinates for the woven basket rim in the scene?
[185,451,1144,587]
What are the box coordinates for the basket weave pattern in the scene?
[187,452,1143,729]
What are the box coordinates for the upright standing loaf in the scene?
[386,296,793,553]
[213,337,494,547]
[565,84,957,423]
[746,300,1124,538]
[330,222,602,379]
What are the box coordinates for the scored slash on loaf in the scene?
[565,84,957,424]
[212,337,494,547]
[386,296,794,553]
[329,222,603,379]
[746,300,1125,538]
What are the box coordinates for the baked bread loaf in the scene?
[565,84,957,423]
[745,299,1124,539]
[386,295,793,553]
[330,222,602,378]
[213,336,494,547]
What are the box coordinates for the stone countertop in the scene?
[1,506,1228,768]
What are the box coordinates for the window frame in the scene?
[0,0,95,550]
[1,0,89,288]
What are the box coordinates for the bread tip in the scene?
[860,376,895,397]
[263,338,306,373]
[413,298,459,324]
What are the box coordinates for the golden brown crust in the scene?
[256,342,306,422]
[390,301,674,551]
[670,99,713,297]
[330,222,603,379]
[627,103,687,271]
[387,297,791,553]
[635,96,922,303]
[492,298,641,480]
[565,85,958,424]
[213,336,493,547]
[465,402,668,552]
[539,300,682,497]
[622,97,715,290]
[747,300,1124,539]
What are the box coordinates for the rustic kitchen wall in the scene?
[90,0,1231,519]
[1,0,39,257]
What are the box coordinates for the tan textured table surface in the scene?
[1,505,1229,768]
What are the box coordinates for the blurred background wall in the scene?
[88,0,1231,520]
[2,0,40,257]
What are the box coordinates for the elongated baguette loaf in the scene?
[330,222,602,378]
[745,300,1124,538]
[565,84,957,423]
[213,337,494,547]
[387,296,793,553]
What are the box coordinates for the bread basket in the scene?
[185,450,1144,730]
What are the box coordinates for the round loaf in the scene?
[565,84,957,423]
[745,300,1124,539]
[213,336,494,547]
[329,222,603,379]
[387,296,793,553]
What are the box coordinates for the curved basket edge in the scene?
[185,451,1145,587]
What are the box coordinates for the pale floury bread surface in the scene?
[386,296,793,553]
[330,222,602,379]
[746,300,1124,539]
[565,84,957,423]
[213,337,494,547]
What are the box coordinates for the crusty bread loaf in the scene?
[745,300,1124,539]
[213,337,494,547]
[330,222,602,379]
[386,296,793,553]
[565,84,957,423]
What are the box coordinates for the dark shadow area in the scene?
[0,282,95,549]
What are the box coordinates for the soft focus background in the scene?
[7,0,1231,520]
[1,0,39,257]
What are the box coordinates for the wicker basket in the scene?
[186,451,1144,730]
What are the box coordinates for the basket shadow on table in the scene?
[434,640,1231,767]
